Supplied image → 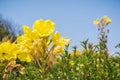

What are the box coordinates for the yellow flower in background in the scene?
[52,31,70,46]
[103,16,107,21]
[75,50,81,56]
[33,19,55,37]
[115,63,119,67]
[80,64,84,68]
[103,16,111,24]
[81,48,86,53]
[70,50,81,57]
[94,16,111,26]
[93,19,100,25]
[70,52,74,57]
[0,41,18,60]
[106,18,111,24]
[96,64,99,67]
[69,60,74,66]
[76,67,80,71]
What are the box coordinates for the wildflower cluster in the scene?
[0,19,70,79]
[0,19,70,61]
[17,19,70,64]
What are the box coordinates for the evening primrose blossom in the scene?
[16,19,70,64]
[33,19,55,37]
[0,41,18,60]
[69,60,74,66]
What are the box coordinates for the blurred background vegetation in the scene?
[0,14,21,41]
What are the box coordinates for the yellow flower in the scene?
[52,31,70,46]
[76,67,80,71]
[69,60,74,66]
[116,63,119,67]
[81,48,86,54]
[105,72,108,75]
[33,19,55,37]
[93,19,100,25]
[0,41,18,60]
[70,52,74,57]
[75,50,81,56]
[80,64,84,68]
[96,64,99,67]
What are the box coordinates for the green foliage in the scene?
[1,43,120,80]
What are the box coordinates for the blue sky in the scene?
[0,0,120,53]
